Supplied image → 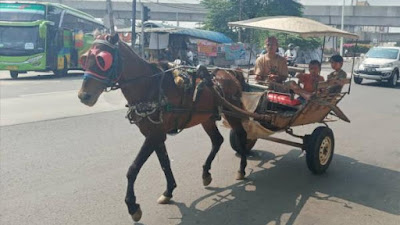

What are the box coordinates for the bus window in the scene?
[61,13,79,30]
[47,6,63,26]
[0,3,45,22]
[0,26,45,56]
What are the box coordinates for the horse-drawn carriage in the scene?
[228,79,351,174]
[217,16,357,174]
[77,16,358,222]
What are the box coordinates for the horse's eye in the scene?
[96,56,105,68]
[95,51,113,71]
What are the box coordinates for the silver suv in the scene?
[354,47,400,87]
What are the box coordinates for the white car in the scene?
[354,47,400,87]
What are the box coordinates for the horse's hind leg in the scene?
[201,119,224,186]
[155,143,177,204]
[125,135,164,222]
[226,117,248,180]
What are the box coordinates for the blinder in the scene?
[82,38,121,89]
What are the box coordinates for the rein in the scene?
[109,65,197,91]
[86,39,198,91]
[84,38,218,126]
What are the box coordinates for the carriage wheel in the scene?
[229,130,257,155]
[305,127,334,174]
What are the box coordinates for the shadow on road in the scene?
[0,72,83,81]
[171,150,400,225]
[355,80,400,90]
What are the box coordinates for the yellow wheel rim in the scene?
[319,136,332,166]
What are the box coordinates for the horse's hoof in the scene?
[235,172,245,180]
[157,195,171,204]
[203,174,212,186]
[131,206,142,222]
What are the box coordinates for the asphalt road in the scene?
[1,67,399,225]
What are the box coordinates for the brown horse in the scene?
[77,34,249,222]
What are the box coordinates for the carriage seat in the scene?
[267,92,301,106]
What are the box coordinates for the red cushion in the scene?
[267,93,301,106]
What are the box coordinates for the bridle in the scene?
[81,39,123,91]
[82,38,197,92]
[82,39,172,92]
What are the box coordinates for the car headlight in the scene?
[380,63,393,68]
[358,64,365,70]
[26,55,43,64]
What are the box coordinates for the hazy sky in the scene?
[298,0,400,6]
[131,0,400,6]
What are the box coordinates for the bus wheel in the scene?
[53,57,68,77]
[10,71,19,79]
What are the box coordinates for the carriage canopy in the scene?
[228,16,359,39]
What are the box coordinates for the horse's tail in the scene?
[208,81,271,122]
[196,66,270,122]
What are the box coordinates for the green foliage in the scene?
[252,32,320,50]
[344,43,372,55]
[201,0,236,41]
[277,34,321,50]
[201,0,303,44]
[395,42,400,47]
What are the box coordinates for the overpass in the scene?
[360,32,400,42]
[39,0,400,28]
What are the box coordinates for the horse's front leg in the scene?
[125,135,164,222]
[155,142,177,204]
[201,119,224,186]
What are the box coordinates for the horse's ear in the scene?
[93,29,101,38]
[167,62,175,69]
[108,33,119,45]
[196,65,211,79]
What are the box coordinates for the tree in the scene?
[201,0,303,44]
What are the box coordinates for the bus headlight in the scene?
[26,55,43,65]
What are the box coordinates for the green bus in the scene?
[0,1,106,79]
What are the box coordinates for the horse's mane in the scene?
[95,34,174,80]
[117,38,172,77]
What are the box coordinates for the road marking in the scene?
[20,90,77,97]
[0,90,125,126]
[0,80,62,86]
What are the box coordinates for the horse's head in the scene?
[78,33,120,106]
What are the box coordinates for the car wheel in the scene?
[53,57,68,77]
[354,76,363,84]
[10,71,18,79]
[388,71,398,88]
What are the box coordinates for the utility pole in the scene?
[131,0,136,49]
[106,0,115,34]
[238,0,242,42]
[340,0,345,56]
[141,3,145,58]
